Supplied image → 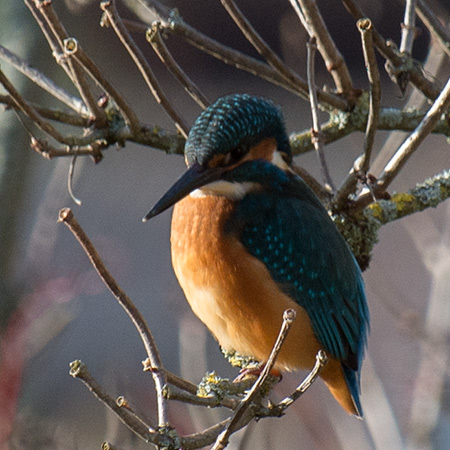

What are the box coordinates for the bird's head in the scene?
[143,94,292,221]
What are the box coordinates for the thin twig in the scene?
[147,23,210,109]
[116,396,156,431]
[0,95,89,127]
[306,37,335,193]
[376,73,450,189]
[291,0,355,100]
[69,360,155,441]
[220,0,307,95]
[62,36,140,133]
[275,350,328,411]
[211,309,297,450]
[0,44,87,115]
[357,18,381,173]
[0,68,72,144]
[400,0,417,55]
[334,18,381,207]
[341,0,441,100]
[415,0,450,58]
[164,384,239,410]
[136,0,348,110]
[32,0,106,123]
[58,209,170,427]
[68,151,82,206]
[101,0,189,137]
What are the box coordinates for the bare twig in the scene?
[211,309,297,450]
[32,0,106,123]
[275,350,328,411]
[306,37,335,193]
[357,19,381,173]
[136,0,348,110]
[69,360,155,441]
[62,36,140,133]
[376,73,450,191]
[220,0,307,95]
[415,0,450,58]
[291,0,355,100]
[68,151,83,206]
[334,18,381,207]
[341,0,441,99]
[0,44,87,115]
[400,0,418,55]
[0,68,73,144]
[58,208,169,427]
[147,22,210,109]
[101,0,189,137]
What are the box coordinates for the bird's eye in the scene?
[229,145,248,163]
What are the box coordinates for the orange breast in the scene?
[171,194,358,415]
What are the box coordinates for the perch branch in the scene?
[58,208,169,427]
[212,309,297,450]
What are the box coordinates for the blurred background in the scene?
[1,0,449,449]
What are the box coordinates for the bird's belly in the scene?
[171,196,321,371]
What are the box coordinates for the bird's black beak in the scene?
[142,163,224,221]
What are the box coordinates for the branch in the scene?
[31,0,107,124]
[306,37,335,192]
[100,0,189,137]
[375,73,450,192]
[364,169,450,225]
[400,0,418,55]
[58,208,169,427]
[69,360,155,441]
[147,22,210,109]
[136,0,349,110]
[220,0,308,96]
[291,0,355,100]
[341,0,441,99]
[415,0,450,58]
[334,18,381,207]
[212,309,296,450]
[0,44,87,115]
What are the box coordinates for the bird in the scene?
[143,94,369,417]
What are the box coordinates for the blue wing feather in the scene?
[223,161,369,374]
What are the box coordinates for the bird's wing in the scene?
[227,186,369,371]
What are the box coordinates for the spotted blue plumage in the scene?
[223,160,369,412]
[185,94,292,167]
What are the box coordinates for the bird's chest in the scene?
[170,196,244,343]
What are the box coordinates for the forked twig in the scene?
[290,0,355,100]
[101,0,189,137]
[147,23,210,109]
[58,208,169,427]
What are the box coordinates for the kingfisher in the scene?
[143,94,369,417]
